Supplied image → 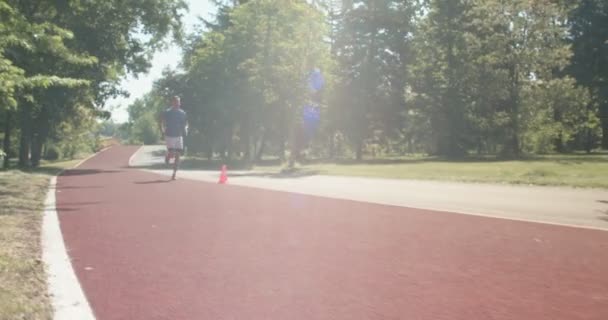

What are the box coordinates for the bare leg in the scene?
[172,151,180,180]
[165,149,171,165]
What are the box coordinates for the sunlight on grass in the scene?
[257,154,608,189]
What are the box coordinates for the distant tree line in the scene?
[132,0,606,160]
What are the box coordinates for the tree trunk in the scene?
[242,118,255,162]
[2,111,12,169]
[279,137,286,161]
[601,106,608,149]
[19,130,30,167]
[279,112,288,161]
[288,126,299,167]
[355,138,363,161]
[554,135,565,153]
[554,109,564,153]
[243,129,251,162]
[255,141,266,162]
[31,134,44,167]
[508,62,520,157]
[328,130,335,159]
[226,125,233,161]
[204,126,213,160]
[255,131,267,162]
[18,108,32,167]
[30,109,50,167]
[206,142,213,160]
[585,128,593,153]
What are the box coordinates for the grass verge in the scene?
[173,153,608,189]
[0,158,83,320]
[279,154,608,188]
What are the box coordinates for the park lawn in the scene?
[178,152,608,189]
[256,154,608,189]
[0,158,82,320]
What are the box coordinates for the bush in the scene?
[44,146,60,160]
[132,113,160,145]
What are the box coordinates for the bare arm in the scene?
[181,112,188,136]
[159,113,166,136]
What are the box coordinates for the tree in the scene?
[1,0,186,167]
[173,0,331,162]
[568,0,608,149]
[476,0,588,156]
[129,0,604,161]
[520,77,591,153]
[409,0,476,157]
[333,0,417,159]
[1,0,92,167]
[410,0,588,157]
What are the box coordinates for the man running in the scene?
[160,96,188,180]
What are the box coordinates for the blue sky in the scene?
[107,0,215,123]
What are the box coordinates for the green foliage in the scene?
[129,0,606,161]
[0,0,94,105]
[331,0,417,159]
[52,105,100,159]
[123,92,166,145]
[568,0,608,149]
[152,0,332,160]
[131,112,161,145]
[5,0,605,168]
[0,0,185,167]
[521,77,593,153]
[409,0,475,157]
[43,145,59,161]
[116,122,133,142]
[409,0,587,157]
[98,120,119,137]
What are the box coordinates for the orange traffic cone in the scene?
[218,165,228,184]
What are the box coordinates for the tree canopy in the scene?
[126,0,605,162]
[4,0,608,166]
[1,0,186,168]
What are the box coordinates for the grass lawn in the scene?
[293,157,608,188]
[235,154,608,189]
[146,151,608,188]
[0,158,82,320]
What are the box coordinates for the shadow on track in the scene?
[134,179,172,185]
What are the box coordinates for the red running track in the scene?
[57,146,608,320]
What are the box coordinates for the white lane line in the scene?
[128,145,144,167]
[41,150,107,319]
[42,176,96,320]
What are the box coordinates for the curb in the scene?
[41,148,111,320]
[127,145,144,167]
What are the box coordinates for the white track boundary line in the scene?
[42,177,96,320]
[41,147,113,320]
[127,145,144,167]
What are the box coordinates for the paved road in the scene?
[133,145,608,230]
[57,146,608,319]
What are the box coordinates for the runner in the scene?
[160,96,188,180]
